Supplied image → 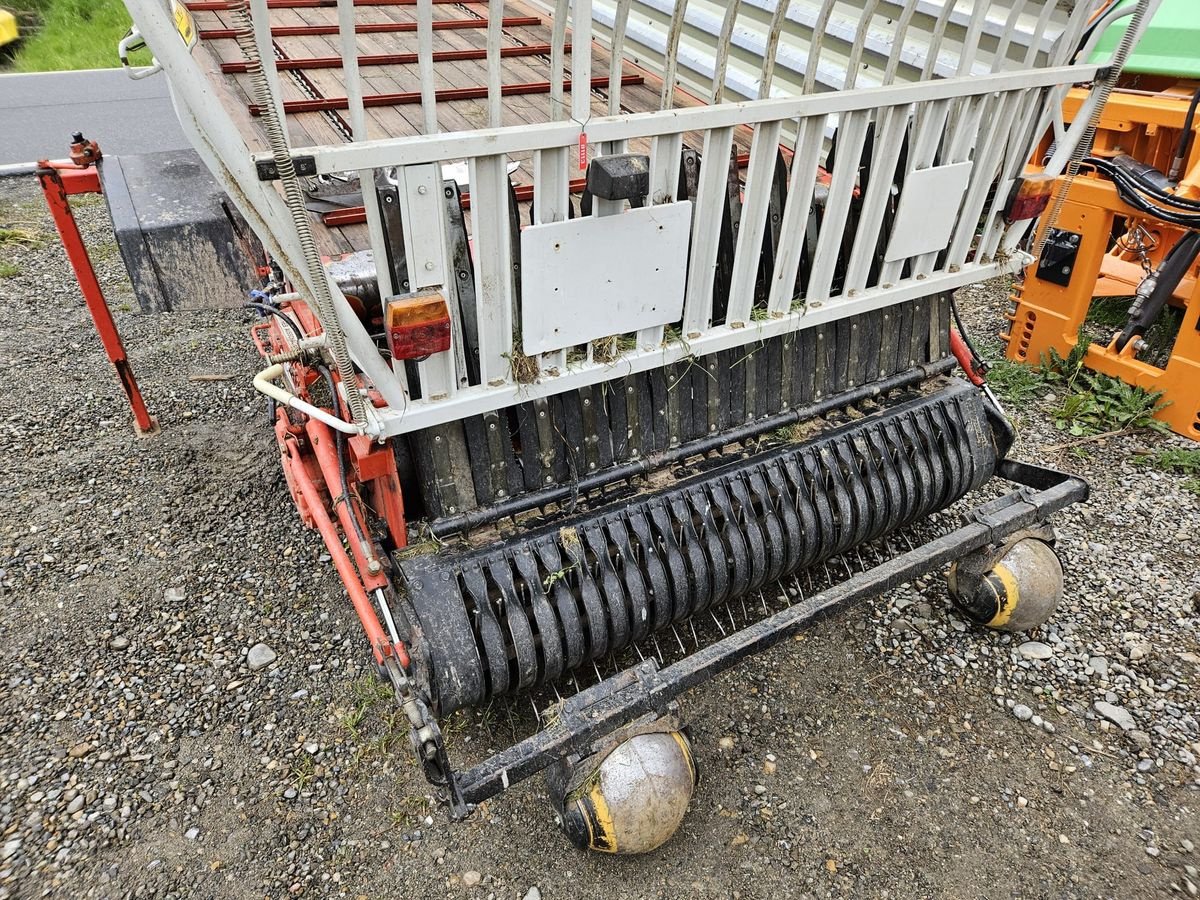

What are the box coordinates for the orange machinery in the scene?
[1005,5,1200,440]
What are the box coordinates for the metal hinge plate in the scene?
[255,155,318,181]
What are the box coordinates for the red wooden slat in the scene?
[199,16,541,39]
[249,74,645,115]
[220,42,564,73]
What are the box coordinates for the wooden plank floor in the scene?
[186,0,756,256]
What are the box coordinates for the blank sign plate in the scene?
[519,200,692,355]
[884,161,974,262]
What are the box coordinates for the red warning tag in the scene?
[578,131,588,170]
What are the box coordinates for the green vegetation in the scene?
[979,329,1169,439]
[1134,447,1200,475]
[0,262,20,278]
[5,0,134,73]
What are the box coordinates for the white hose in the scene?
[254,363,366,435]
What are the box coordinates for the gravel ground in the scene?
[2,176,1199,899]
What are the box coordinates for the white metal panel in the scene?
[519,201,693,355]
[884,161,974,261]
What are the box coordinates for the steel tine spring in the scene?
[740,594,750,622]
[652,634,665,665]
[531,698,543,725]
[671,624,686,653]
[633,642,645,661]
[727,604,737,632]
[689,619,701,646]
[710,610,727,637]
[760,590,770,614]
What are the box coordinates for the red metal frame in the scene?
[259,303,410,666]
[219,41,564,73]
[250,74,644,116]
[36,159,157,435]
[199,16,541,39]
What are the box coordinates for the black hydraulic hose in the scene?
[1116,230,1200,351]
[244,302,306,344]
[948,293,986,374]
[1170,84,1200,182]
[1085,162,1200,228]
[1093,156,1200,212]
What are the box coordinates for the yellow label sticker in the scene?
[171,0,198,50]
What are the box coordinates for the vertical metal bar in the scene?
[766,114,825,315]
[1022,0,1058,67]
[946,89,1023,267]
[571,0,593,124]
[919,0,955,80]
[843,103,911,293]
[487,0,504,127]
[955,0,990,77]
[1050,0,1097,67]
[470,154,515,384]
[726,118,783,324]
[660,0,689,109]
[805,110,870,303]
[532,144,570,371]
[881,0,919,86]
[991,0,1030,73]
[550,0,570,121]
[842,0,880,90]
[336,0,394,301]
[682,126,736,335]
[416,0,438,133]
[712,0,741,104]
[802,0,838,93]
[607,0,632,114]
[639,128,683,350]
[758,0,791,99]
[249,0,286,126]
[878,97,951,287]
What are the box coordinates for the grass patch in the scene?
[986,357,1047,405]
[6,0,134,73]
[1133,448,1200,475]
[1051,372,1169,437]
[0,226,44,248]
[0,262,19,278]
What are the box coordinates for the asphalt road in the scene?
[0,67,190,166]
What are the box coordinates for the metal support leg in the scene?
[35,163,158,435]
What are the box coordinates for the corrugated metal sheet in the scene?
[533,1,1075,106]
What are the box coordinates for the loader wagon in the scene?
[41,0,1159,852]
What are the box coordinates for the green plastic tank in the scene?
[1088,0,1200,78]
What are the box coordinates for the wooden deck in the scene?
[183,0,755,256]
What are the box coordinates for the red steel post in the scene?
[36,164,158,435]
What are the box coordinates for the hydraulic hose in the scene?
[1116,230,1200,351]
[231,0,369,427]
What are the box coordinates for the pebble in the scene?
[185,828,200,841]
[1013,704,1034,722]
[1018,641,1053,661]
[462,870,481,887]
[1094,701,1136,732]
[109,636,130,651]
[524,889,541,900]
[247,642,277,671]
[1088,656,1109,678]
